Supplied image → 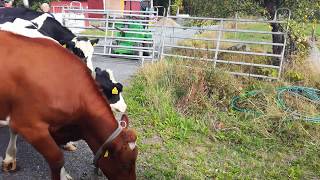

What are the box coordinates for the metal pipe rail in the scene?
[97,44,154,51]
[228,72,278,80]
[67,26,154,35]
[62,17,157,23]
[63,8,157,14]
[68,26,155,33]
[167,15,286,24]
[88,21,159,27]
[79,35,154,43]
[167,36,284,46]
[164,44,282,57]
[162,54,281,68]
[162,26,285,35]
[215,60,280,69]
[95,52,153,59]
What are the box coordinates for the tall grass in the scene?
[125,60,320,179]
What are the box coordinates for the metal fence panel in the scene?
[55,6,289,80]
[161,14,288,80]
[60,7,159,62]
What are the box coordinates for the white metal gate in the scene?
[61,8,159,62]
[57,7,290,80]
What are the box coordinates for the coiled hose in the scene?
[231,86,320,122]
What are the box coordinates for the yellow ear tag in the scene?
[62,44,67,48]
[112,87,118,95]
[104,150,109,158]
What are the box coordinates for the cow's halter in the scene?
[93,120,127,169]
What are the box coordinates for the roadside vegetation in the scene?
[80,14,319,178]
[125,58,320,179]
[123,17,320,178]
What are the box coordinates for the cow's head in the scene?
[63,37,99,71]
[94,67,127,113]
[98,114,137,180]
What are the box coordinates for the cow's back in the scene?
[0,31,102,125]
[0,7,42,23]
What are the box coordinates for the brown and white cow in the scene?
[0,21,127,169]
[0,31,137,180]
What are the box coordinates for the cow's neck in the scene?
[81,97,120,154]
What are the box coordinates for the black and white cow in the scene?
[94,67,127,113]
[0,7,98,71]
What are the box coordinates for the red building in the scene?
[50,0,152,18]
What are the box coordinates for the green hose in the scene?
[230,90,264,115]
[276,86,320,122]
[231,86,320,123]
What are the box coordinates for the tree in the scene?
[254,0,320,55]
[175,0,320,56]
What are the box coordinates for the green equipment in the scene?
[112,22,152,56]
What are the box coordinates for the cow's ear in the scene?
[121,114,129,128]
[59,41,74,49]
[115,83,123,92]
[58,40,67,46]
[95,67,102,73]
[66,41,76,49]
[90,38,99,46]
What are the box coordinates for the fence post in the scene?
[278,32,287,80]
[151,33,156,63]
[159,21,166,60]
[108,15,116,55]
[103,11,109,55]
[61,6,66,26]
[213,19,223,68]
[139,51,144,67]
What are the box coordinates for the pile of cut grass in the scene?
[125,59,320,179]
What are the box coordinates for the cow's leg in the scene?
[15,126,72,180]
[2,128,18,172]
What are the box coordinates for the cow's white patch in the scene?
[128,142,136,150]
[60,167,73,180]
[110,94,127,113]
[106,69,117,83]
[72,39,94,71]
[0,19,57,43]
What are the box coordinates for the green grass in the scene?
[124,60,320,179]
[302,23,320,38]
[80,29,112,36]
[224,23,272,42]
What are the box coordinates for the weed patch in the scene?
[125,60,320,179]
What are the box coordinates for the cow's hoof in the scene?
[63,142,77,152]
[66,174,73,180]
[2,160,16,172]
